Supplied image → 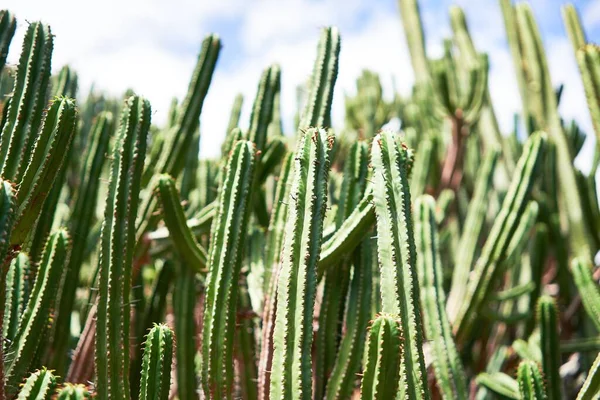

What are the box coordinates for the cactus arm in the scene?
[397,0,429,85]
[139,324,174,400]
[476,372,519,399]
[447,148,498,318]
[66,305,96,384]
[247,64,280,152]
[317,190,375,276]
[325,236,373,400]
[577,351,600,400]
[536,296,561,400]
[48,111,113,374]
[453,132,545,342]
[0,22,53,181]
[359,314,403,400]
[257,137,286,183]
[517,360,548,400]
[263,152,293,294]
[371,131,430,399]
[235,276,258,400]
[56,384,91,400]
[51,65,78,98]
[269,128,332,400]
[156,174,208,272]
[415,195,468,400]
[3,252,27,346]
[16,368,57,400]
[5,229,69,396]
[9,97,77,246]
[136,34,220,248]
[315,140,368,399]
[95,95,150,400]
[172,262,198,400]
[300,28,340,128]
[575,44,600,141]
[0,10,16,71]
[200,140,257,399]
[570,257,600,331]
[409,138,433,197]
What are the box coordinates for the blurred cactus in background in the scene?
[0,0,598,399]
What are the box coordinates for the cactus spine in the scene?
[200,140,257,398]
[95,95,150,400]
[269,128,332,400]
[359,314,403,400]
[371,130,429,399]
[139,324,174,400]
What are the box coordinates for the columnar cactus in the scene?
[16,368,57,400]
[95,95,150,400]
[371,130,430,399]
[269,128,332,400]
[536,296,561,400]
[201,140,257,399]
[0,11,16,72]
[517,360,548,400]
[139,324,174,400]
[359,314,403,400]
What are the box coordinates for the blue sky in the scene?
[4,0,600,167]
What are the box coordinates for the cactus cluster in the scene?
[0,1,598,399]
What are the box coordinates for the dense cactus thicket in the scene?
[0,0,599,398]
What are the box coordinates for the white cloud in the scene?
[2,0,596,172]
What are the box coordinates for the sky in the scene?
[4,0,600,169]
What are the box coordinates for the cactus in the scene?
[414,194,467,399]
[16,368,57,400]
[139,324,174,400]
[570,258,600,331]
[0,11,16,72]
[452,132,545,341]
[359,314,403,400]
[48,111,113,374]
[5,229,69,396]
[56,384,91,400]
[10,97,77,246]
[533,296,561,399]
[3,252,27,346]
[201,140,257,398]
[269,128,332,400]
[300,27,340,128]
[95,95,150,400]
[371,130,429,399]
[0,21,53,182]
[517,360,548,400]
[577,351,600,400]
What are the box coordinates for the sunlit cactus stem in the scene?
[95,95,150,400]
[371,130,430,399]
[517,360,548,400]
[360,314,403,400]
[16,368,57,400]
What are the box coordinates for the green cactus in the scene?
[576,351,600,400]
[201,140,257,399]
[10,97,77,246]
[3,252,27,346]
[222,94,244,156]
[300,27,340,128]
[415,194,467,399]
[139,324,174,400]
[49,111,114,374]
[536,296,561,400]
[360,314,403,400]
[0,10,16,72]
[56,384,91,399]
[517,360,548,400]
[95,95,150,400]
[570,257,600,331]
[452,132,545,341]
[0,21,53,182]
[5,229,70,396]
[269,127,332,400]
[247,64,280,152]
[16,368,57,400]
[371,130,429,399]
